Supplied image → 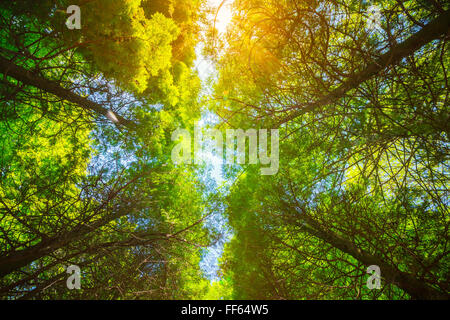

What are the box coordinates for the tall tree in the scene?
[0,0,210,299]
[215,0,449,300]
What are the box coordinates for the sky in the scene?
[195,0,233,82]
[194,0,235,281]
[211,0,233,36]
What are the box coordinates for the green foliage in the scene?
[0,0,211,300]
[0,0,448,301]
[212,0,449,300]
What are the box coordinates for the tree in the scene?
[215,0,449,300]
[0,0,210,299]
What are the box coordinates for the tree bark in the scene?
[0,208,128,278]
[0,171,148,278]
[277,10,450,126]
[0,55,137,130]
[283,202,448,299]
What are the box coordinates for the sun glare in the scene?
[209,0,234,35]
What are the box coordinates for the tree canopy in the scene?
[0,0,448,300]
[213,0,449,300]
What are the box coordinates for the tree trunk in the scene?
[283,202,448,299]
[278,10,450,126]
[0,208,127,278]
[0,55,137,130]
[0,171,148,278]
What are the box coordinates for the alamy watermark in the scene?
[66,264,81,290]
[66,5,81,30]
[171,127,279,175]
[366,265,381,290]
